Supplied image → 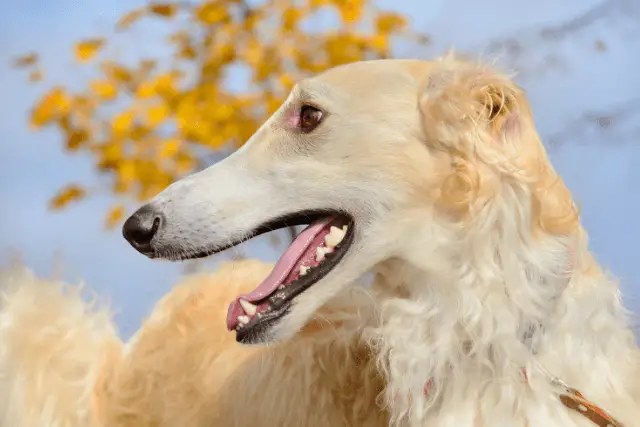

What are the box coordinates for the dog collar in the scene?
[421,248,624,426]
[423,366,625,427]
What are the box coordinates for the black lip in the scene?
[235,217,355,344]
[145,209,351,261]
[235,302,292,344]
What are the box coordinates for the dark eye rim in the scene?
[298,104,324,133]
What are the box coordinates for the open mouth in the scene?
[225,212,354,343]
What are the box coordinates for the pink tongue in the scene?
[226,217,334,330]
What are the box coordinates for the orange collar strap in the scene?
[423,369,626,427]
[553,379,625,427]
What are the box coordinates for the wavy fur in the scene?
[1,55,639,427]
[0,260,387,427]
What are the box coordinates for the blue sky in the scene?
[1,0,638,338]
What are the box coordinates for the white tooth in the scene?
[278,284,285,290]
[237,315,250,325]
[316,246,330,261]
[300,265,310,276]
[239,299,257,316]
[324,226,346,247]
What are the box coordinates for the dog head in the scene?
[122,55,578,344]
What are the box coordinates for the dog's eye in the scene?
[299,105,323,132]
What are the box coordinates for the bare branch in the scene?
[473,0,640,77]
[546,97,640,150]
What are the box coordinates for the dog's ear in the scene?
[419,56,578,236]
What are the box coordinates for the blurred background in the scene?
[1,0,638,339]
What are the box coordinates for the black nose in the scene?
[122,205,163,253]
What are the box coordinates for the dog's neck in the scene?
[367,213,637,425]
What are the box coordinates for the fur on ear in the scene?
[419,54,579,236]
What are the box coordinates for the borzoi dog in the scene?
[1,55,638,427]
[121,55,640,426]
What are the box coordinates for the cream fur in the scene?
[3,54,640,426]
[0,260,387,427]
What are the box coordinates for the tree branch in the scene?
[546,97,640,149]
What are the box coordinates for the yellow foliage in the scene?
[136,80,157,99]
[375,12,407,34]
[174,151,196,174]
[136,72,178,98]
[195,2,229,24]
[242,38,264,66]
[74,39,105,62]
[159,138,182,158]
[29,69,43,83]
[149,3,178,17]
[30,87,71,129]
[102,62,133,85]
[16,0,427,218]
[282,7,302,32]
[310,0,331,8]
[117,8,145,29]
[13,53,38,68]
[370,34,388,53]
[105,205,125,228]
[336,0,364,23]
[117,160,137,185]
[112,110,134,136]
[66,129,88,151]
[279,73,295,90]
[146,102,170,127]
[89,79,118,100]
[49,185,86,209]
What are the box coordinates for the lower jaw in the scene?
[230,214,355,341]
[235,302,291,344]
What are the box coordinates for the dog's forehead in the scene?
[295,59,437,106]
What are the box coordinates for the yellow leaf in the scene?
[98,142,123,171]
[179,43,197,60]
[266,93,283,115]
[13,53,38,68]
[375,12,407,34]
[336,0,363,23]
[159,138,181,158]
[105,205,125,228]
[149,3,178,17]
[29,69,44,83]
[136,80,156,99]
[102,62,133,85]
[74,39,105,62]
[174,151,195,174]
[212,103,234,121]
[195,2,228,25]
[242,9,261,31]
[278,73,295,90]
[370,34,388,53]
[130,124,151,141]
[117,8,145,30]
[146,102,170,127]
[112,110,134,135]
[49,185,86,209]
[118,160,137,185]
[103,142,122,161]
[136,72,177,98]
[155,72,179,95]
[242,38,263,65]
[66,129,89,151]
[89,79,118,100]
[310,0,330,7]
[282,7,301,32]
[30,87,71,129]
